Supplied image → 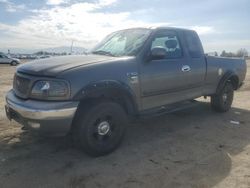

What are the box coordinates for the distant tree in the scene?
[34,51,44,55]
[236,48,248,57]
[214,51,218,56]
[220,50,236,57]
[228,52,235,57]
[221,50,226,57]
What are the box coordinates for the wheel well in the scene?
[77,89,137,116]
[216,73,240,94]
[228,75,239,90]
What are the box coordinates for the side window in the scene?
[151,34,182,59]
[185,31,203,58]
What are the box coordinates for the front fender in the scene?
[73,80,138,114]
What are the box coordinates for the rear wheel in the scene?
[72,101,127,156]
[211,82,234,112]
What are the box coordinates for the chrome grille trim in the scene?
[13,73,32,99]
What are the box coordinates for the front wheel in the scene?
[211,82,234,112]
[72,101,127,157]
[10,61,18,66]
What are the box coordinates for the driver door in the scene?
[139,30,189,110]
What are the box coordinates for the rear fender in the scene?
[216,71,239,94]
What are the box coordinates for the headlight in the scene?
[30,80,70,100]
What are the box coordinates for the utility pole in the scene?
[70,40,74,55]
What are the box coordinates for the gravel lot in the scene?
[0,60,250,188]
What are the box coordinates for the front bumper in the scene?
[5,90,79,136]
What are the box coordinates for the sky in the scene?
[0,0,249,54]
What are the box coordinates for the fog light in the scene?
[28,121,40,129]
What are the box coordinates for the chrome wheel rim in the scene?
[97,121,110,135]
[222,93,228,103]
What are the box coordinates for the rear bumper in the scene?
[5,90,79,136]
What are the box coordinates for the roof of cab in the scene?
[119,26,195,33]
[151,26,195,32]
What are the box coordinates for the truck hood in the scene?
[17,55,116,77]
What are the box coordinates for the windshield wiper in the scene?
[92,50,115,57]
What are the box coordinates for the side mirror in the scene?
[150,47,167,60]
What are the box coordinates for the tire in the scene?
[10,61,17,66]
[211,82,234,112]
[72,101,127,157]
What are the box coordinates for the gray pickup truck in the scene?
[5,27,247,156]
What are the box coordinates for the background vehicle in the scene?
[5,27,247,156]
[0,53,20,66]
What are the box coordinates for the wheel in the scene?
[72,101,127,157]
[10,61,17,66]
[211,82,234,112]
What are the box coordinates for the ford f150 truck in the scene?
[5,27,247,156]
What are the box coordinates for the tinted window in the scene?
[151,34,182,59]
[185,31,203,58]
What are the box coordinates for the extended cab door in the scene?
[139,29,206,110]
[182,30,206,92]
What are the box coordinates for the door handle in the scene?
[182,65,191,72]
[127,72,138,84]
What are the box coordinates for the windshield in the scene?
[92,28,151,57]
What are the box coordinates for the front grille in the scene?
[13,74,31,99]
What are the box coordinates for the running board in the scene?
[139,100,199,119]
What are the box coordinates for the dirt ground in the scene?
[0,60,250,188]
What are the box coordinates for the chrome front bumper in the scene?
[5,90,79,136]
